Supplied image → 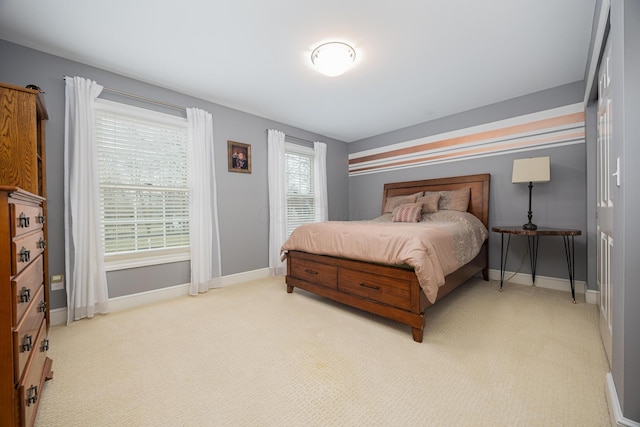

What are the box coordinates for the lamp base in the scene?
[523,222,538,230]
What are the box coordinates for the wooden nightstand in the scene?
[492,226,581,303]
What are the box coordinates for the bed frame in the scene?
[285,173,490,342]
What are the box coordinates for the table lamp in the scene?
[512,156,550,230]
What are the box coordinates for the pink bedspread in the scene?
[281,211,487,303]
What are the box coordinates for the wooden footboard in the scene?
[286,243,488,342]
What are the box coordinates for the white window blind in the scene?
[285,144,315,237]
[95,99,190,268]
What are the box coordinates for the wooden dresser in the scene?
[0,83,52,427]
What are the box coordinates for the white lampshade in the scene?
[512,156,551,184]
[310,42,356,77]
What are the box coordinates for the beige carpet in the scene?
[35,277,611,426]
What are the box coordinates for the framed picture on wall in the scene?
[227,141,251,173]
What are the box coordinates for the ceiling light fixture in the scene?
[310,42,356,77]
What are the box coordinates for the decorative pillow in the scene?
[383,192,423,213]
[392,203,422,223]
[415,193,440,214]
[425,188,471,212]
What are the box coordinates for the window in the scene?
[285,143,315,237]
[94,99,190,270]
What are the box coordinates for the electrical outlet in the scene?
[51,274,64,291]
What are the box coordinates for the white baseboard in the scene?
[212,267,271,288]
[606,372,640,427]
[50,267,597,326]
[488,269,594,302]
[50,308,68,326]
[585,289,600,305]
[50,268,271,326]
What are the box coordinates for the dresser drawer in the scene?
[11,230,45,276]
[18,317,49,427]
[11,255,44,325]
[13,285,46,384]
[338,268,411,310]
[10,202,44,238]
[290,258,338,289]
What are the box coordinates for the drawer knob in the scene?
[19,247,31,263]
[27,385,38,406]
[21,334,33,352]
[38,301,47,313]
[18,212,30,228]
[38,237,46,249]
[304,269,318,275]
[41,338,50,352]
[359,282,380,290]
[36,214,45,224]
[20,287,31,303]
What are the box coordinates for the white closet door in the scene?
[597,35,614,367]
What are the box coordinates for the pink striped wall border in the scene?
[349,104,585,176]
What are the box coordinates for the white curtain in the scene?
[187,108,221,295]
[313,142,328,222]
[267,129,287,276]
[64,76,109,324]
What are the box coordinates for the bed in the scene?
[282,173,490,342]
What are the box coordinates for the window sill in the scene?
[105,250,190,271]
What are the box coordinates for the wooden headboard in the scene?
[381,173,491,228]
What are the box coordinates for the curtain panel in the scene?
[186,108,222,294]
[64,76,110,323]
[313,141,328,222]
[267,129,287,276]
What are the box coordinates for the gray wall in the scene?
[348,82,589,285]
[611,0,640,421]
[0,40,350,308]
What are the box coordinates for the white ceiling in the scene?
[0,0,597,142]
